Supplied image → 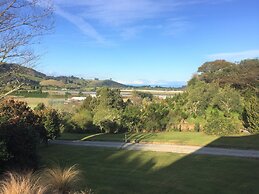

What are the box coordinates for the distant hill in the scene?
[0,63,127,89]
[87,79,126,88]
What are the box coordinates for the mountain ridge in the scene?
[0,63,127,89]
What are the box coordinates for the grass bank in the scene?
[40,144,259,194]
[59,132,259,150]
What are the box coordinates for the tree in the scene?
[186,80,218,116]
[122,105,143,132]
[204,109,240,135]
[44,109,61,139]
[96,87,125,110]
[0,0,53,100]
[242,96,259,133]
[212,85,243,114]
[70,109,94,132]
[93,107,122,133]
[142,102,169,132]
[198,60,234,74]
[80,95,97,111]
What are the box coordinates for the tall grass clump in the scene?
[0,171,45,194]
[42,165,81,194]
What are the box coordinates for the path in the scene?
[52,140,259,159]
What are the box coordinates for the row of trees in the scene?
[65,59,258,136]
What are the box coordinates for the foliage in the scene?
[34,102,47,111]
[212,85,243,114]
[93,108,122,133]
[68,59,258,136]
[131,91,153,104]
[81,96,97,111]
[43,109,62,140]
[0,99,41,170]
[96,87,125,110]
[242,96,259,133]
[198,59,259,90]
[13,90,49,98]
[70,110,94,133]
[204,110,240,135]
[142,102,169,132]
[122,105,143,132]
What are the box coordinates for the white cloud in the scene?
[207,50,259,61]
[52,0,233,43]
[54,6,106,44]
[55,0,178,26]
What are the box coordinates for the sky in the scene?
[37,0,259,87]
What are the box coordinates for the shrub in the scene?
[204,110,240,135]
[0,141,10,172]
[42,165,81,194]
[0,99,41,170]
[70,110,93,132]
[93,108,122,133]
[242,96,259,134]
[35,107,62,140]
[142,102,169,132]
[122,105,143,132]
[43,109,61,140]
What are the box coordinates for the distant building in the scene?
[71,97,87,101]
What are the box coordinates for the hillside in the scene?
[0,63,127,89]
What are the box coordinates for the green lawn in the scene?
[59,132,259,150]
[40,144,259,194]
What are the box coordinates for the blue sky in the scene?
[37,0,259,86]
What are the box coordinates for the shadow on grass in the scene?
[41,134,259,194]
[126,133,155,143]
[205,133,259,150]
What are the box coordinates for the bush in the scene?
[242,96,259,134]
[35,106,62,140]
[70,110,94,133]
[93,108,122,133]
[43,109,61,140]
[98,119,120,133]
[204,110,240,135]
[142,102,169,132]
[122,105,142,132]
[0,99,41,170]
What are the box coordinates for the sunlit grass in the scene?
[59,132,259,150]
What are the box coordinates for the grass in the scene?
[41,165,82,193]
[0,171,45,194]
[39,144,259,194]
[0,166,86,194]
[59,132,259,150]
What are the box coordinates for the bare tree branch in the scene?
[0,83,23,101]
[0,0,53,99]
